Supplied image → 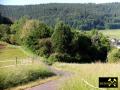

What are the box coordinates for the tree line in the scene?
[1,3,120,30]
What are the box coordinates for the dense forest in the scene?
[1,3,120,30]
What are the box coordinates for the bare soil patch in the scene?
[0,44,6,49]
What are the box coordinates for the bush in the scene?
[0,24,11,43]
[24,22,52,57]
[46,53,59,65]
[46,53,74,65]
[36,38,52,57]
[9,34,18,45]
[71,31,92,55]
[74,53,92,63]
[89,30,110,62]
[51,21,72,53]
[10,16,28,45]
[107,48,120,63]
[54,53,72,62]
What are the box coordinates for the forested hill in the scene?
[1,3,120,30]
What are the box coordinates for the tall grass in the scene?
[0,64,54,89]
[54,63,120,90]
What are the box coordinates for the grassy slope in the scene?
[53,63,120,90]
[0,45,28,67]
[0,42,55,90]
[100,29,120,39]
[0,47,27,61]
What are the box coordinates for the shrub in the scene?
[20,20,40,44]
[46,53,74,65]
[51,21,72,53]
[71,31,92,55]
[0,24,11,43]
[10,16,28,45]
[9,34,18,45]
[24,22,52,57]
[47,53,59,65]
[36,38,52,57]
[107,48,120,63]
[89,30,110,62]
[74,53,92,63]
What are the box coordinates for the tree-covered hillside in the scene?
[1,3,120,30]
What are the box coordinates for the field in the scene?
[0,43,55,90]
[100,29,120,39]
[0,43,28,67]
[0,46,27,60]
[53,63,120,90]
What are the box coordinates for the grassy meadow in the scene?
[100,29,120,39]
[0,42,55,89]
[53,63,120,90]
[0,46,27,61]
[0,44,28,67]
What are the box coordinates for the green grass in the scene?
[53,63,120,90]
[0,63,54,89]
[0,42,29,67]
[0,42,55,89]
[0,46,27,61]
[0,46,28,67]
[100,29,120,39]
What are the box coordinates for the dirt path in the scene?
[26,66,72,90]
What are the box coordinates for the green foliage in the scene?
[10,16,29,44]
[107,48,120,63]
[36,38,52,57]
[2,3,120,30]
[0,64,54,89]
[0,17,110,63]
[10,16,28,34]
[31,22,52,39]
[51,21,72,53]
[71,31,91,54]
[9,34,17,45]
[20,20,40,44]
[23,20,110,63]
[24,21,52,56]
[70,31,92,62]
[90,30,110,61]
[47,53,73,65]
[47,53,59,65]
[0,24,11,42]
[69,30,110,62]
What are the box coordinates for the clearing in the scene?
[100,29,120,39]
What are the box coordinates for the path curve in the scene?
[26,66,73,90]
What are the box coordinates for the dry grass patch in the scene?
[53,63,120,90]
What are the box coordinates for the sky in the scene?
[0,0,120,5]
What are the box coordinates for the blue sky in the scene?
[0,0,120,5]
